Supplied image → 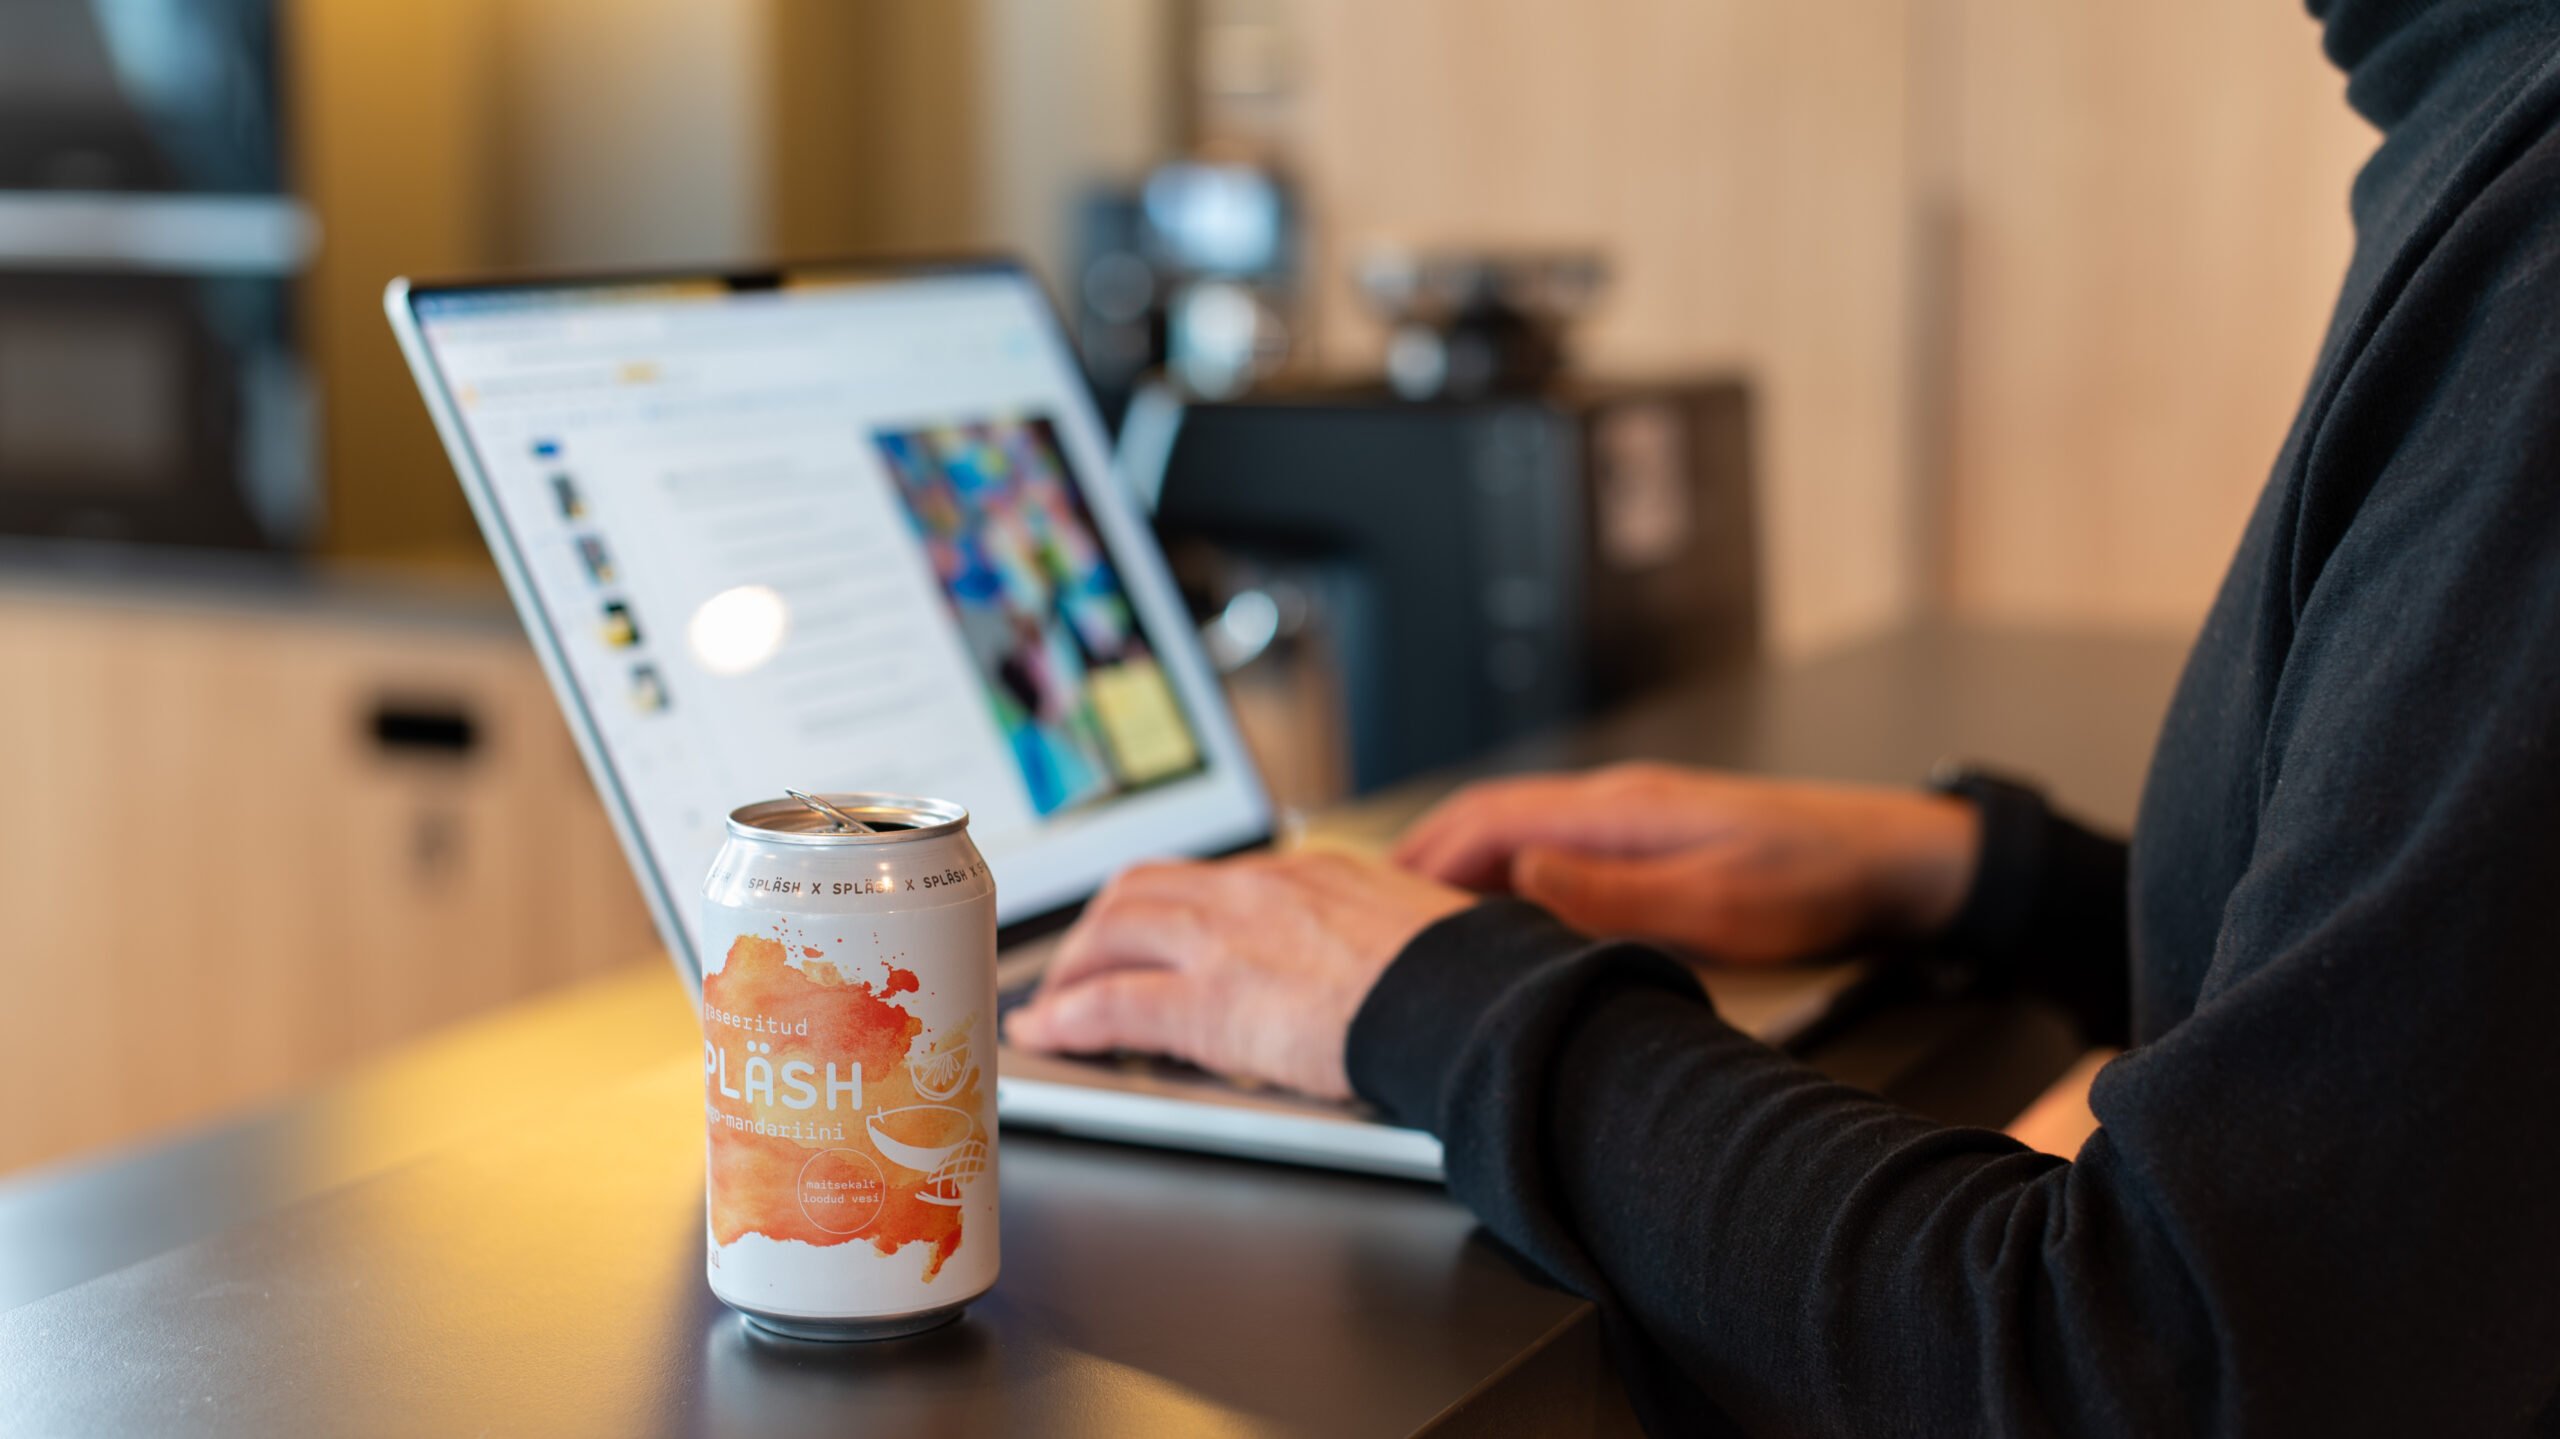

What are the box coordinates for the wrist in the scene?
[1869,791,1983,939]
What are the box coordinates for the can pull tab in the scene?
[785,788,877,834]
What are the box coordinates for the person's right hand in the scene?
[1389,763,1982,965]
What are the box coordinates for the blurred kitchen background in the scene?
[0,0,2367,1176]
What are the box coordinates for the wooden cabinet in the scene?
[0,574,659,1175]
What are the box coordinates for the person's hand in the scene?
[1391,763,1980,965]
[1003,852,1472,1100]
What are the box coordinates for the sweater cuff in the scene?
[1921,769,2133,1044]
[1929,771,2055,969]
[1347,897,1589,1129]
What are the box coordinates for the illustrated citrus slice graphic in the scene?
[909,1039,974,1100]
[867,1104,973,1173]
[918,1136,989,1207]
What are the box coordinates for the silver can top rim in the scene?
[724,793,971,845]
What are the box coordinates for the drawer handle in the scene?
[369,703,479,758]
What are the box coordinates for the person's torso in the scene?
[2127,12,2560,1039]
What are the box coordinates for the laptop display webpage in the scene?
[403,268,1269,971]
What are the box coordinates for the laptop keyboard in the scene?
[993,975,1232,1083]
[996,977,1041,1024]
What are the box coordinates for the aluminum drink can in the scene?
[700,793,998,1340]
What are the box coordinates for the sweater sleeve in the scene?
[1354,808,2560,1434]
[1353,906,2124,1435]
[1925,776,2132,1047]
[1346,162,2560,1431]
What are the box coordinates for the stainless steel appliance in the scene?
[0,0,316,550]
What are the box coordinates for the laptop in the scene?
[385,258,1856,1182]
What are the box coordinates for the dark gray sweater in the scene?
[1347,2,2560,1431]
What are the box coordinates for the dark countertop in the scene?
[0,622,2192,1437]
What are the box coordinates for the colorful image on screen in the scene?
[875,415,1204,815]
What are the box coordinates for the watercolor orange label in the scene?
[702,929,988,1282]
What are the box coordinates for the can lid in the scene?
[726,793,971,845]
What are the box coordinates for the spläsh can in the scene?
[700,793,998,1340]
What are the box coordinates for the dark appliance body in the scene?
[0,0,315,551]
[1155,379,1756,792]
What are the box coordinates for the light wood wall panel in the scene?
[767,0,991,259]
[1282,0,1922,657]
[490,0,773,270]
[289,0,510,565]
[979,0,1182,290]
[295,0,782,568]
[1271,0,2377,646]
[1932,1,2373,629]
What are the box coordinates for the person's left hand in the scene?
[1002,852,1473,1100]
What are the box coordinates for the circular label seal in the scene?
[795,1147,888,1236]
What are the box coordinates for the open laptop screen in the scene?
[392,263,1270,977]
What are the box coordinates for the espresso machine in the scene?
[1086,215,1761,797]
[1152,369,1757,795]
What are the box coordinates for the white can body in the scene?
[700,794,998,1340]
